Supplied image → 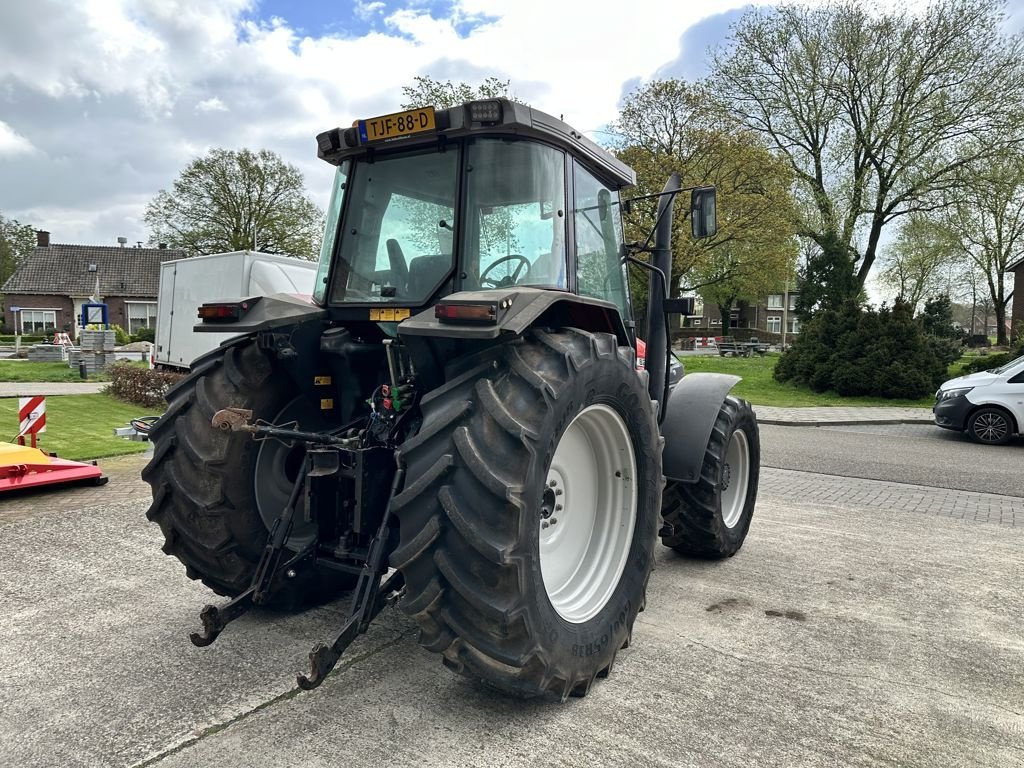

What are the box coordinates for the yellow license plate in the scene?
[358,107,436,144]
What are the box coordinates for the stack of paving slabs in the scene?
[71,330,117,373]
[27,344,69,362]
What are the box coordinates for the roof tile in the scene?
[2,244,186,296]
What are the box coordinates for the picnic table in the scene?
[717,336,770,357]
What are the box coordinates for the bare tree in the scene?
[714,0,1024,291]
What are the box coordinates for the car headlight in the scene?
[936,387,972,402]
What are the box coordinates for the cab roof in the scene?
[315,98,636,190]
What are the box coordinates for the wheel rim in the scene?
[539,404,637,624]
[974,411,1008,443]
[253,397,321,549]
[721,428,750,529]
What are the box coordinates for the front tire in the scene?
[967,406,1014,445]
[391,329,662,699]
[661,396,759,558]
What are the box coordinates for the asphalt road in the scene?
[761,422,1024,497]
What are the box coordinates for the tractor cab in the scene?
[312,100,635,327]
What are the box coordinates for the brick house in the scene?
[680,290,802,343]
[1,231,184,337]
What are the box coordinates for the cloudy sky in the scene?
[2,0,1024,249]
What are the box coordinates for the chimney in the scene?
[158,243,167,250]
[117,236,128,248]
[36,230,50,247]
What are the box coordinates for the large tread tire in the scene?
[661,396,759,558]
[142,340,352,608]
[391,329,663,700]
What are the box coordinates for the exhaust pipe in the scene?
[646,172,680,407]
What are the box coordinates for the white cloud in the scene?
[195,97,228,113]
[354,1,385,22]
[0,121,34,156]
[0,0,851,244]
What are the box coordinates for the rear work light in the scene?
[466,100,503,124]
[198,300,255,322]
[435,302,499,324]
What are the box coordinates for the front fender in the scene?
[661,372,742,483]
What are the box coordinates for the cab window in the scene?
[573,162,629,318]
[464,139,567,290]
[329,148,458,304]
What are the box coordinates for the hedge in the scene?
[105,362,185,408]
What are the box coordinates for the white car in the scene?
[933,354,1024,444]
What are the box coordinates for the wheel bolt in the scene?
[555,489,562,496]
[555,504,562,512]
[549,480,557,487]
[286,569,296,579]
[541,521,550,529]
[550,518,558,525]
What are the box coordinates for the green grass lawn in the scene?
[679,353,936,408]
[0,359,145,383]
[0,393,160,460]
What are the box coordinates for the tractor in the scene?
[143,98,760,700]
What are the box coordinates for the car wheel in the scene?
[966,407,1014,445]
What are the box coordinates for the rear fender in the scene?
[398,287,630,346]
[661,373,741,483]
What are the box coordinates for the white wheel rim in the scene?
[721,428,750,529]
[539,404,637,624]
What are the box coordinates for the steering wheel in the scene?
[480,254,531,289]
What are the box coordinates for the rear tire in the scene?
[391,329,662,699]
[661,396,758,558]
[142,340,354,608]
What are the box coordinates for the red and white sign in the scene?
[18,396,46,437]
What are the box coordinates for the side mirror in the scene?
[663,297,695,315]
[691,186,717,239]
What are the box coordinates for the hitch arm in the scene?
[189,464,312,647]
[297,464,407,690]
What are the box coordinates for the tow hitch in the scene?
[191,408,405,690]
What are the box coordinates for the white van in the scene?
[933,354,1024,444]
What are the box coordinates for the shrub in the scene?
[111,324,131,346]
[775,299,950,400]
[105,362,184,408]
[960,340,1024,374]
[132,327,155,343]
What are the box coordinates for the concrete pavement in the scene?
[754,405,933,425]
[0,381,108,396]
[0,466,1021,767]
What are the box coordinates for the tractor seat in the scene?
[405,254,451,301]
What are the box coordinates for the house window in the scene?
[766,316,781,334]
[710,319,722,326]
[789,294,799,311]
[689,317,704,327]
[767,294,783,309]
[126,302,158,334]
[788,317,801,334]
[20,309,57,334]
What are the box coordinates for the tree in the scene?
[914,152,1024,345]
[714,0,1024,295]
[0,213,36,290]
[612,79,798,324]
[145,149,324,259]
[878,215,957,312]
[401,76,518,110]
